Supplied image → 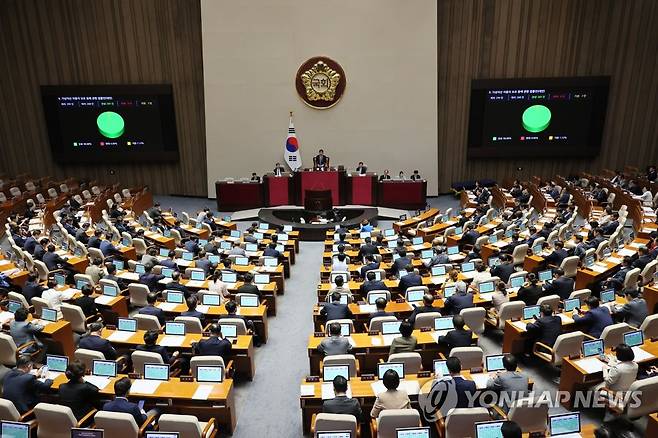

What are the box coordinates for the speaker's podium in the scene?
[263,173,294,206]
[347,172,377,205]
[294,168,346,206]
[304,189,332,212]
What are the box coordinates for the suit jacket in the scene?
[75,228,89,244]
[438,328,473,352]
[389,335,417,354]
[545,248,568,266]
[360,262,380,279]
[33,244,46,261]
[139,305,166,326]
[526,315,562,347]
[103,397,147,428]
[159,259,178,269]
[9,320,43,351]
[42,251,66,270]
[195,258,215,276]
[74,295,98,317]
[79,334,118,360]
[2,369,53,413]
[491,263,515,283]
[370,310,394,319]
[486,371,529,412]
[100,240,120,257]
[370,389,411,418]
[358,244,379,260]
[194,336,232,360]
[87,236,101,249]
[443,293,474,316]
[361,280,389,294]
[461,230,480,246]
[399,273,422,291]
[139,273,165,291]
[318,336,352,356]
[320,302,353,321]
[24,237,37,254]
[573,306,613,338]
[263,248,281,258]
[517,284,542,306]
[617,298,648,327]
[181,310,204,321]
[322,395,362,420]
[633,255,653,271]
[237,283,261,298]
[392,257,411,276]
[166,282,191,299]
[453,376,477,408]
[543,276,574,300]
[22,281,44,303]
[136,344,171,364]
[59,381,100,419]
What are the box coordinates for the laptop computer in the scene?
[219,323,238,339]
[41,307,58,322]
[396,427,430,438]
[434,317,454,331]
[144,363,170,381]
[538,269,552,282]
[563,298,580,312]
[548,412,580,436]
[196,365,224,383]
[165,291,185,304]
[485,355,505,372]
[165,322,186,336]
[46,354,69,373]
[239,295,259,307]
[0,421,30,438]
[522,305,540,320]
[433,359,449,376]
[117,318,137,332]
[377,362,404,380]
[368,292,389,305]
[474,421,504,438]
[92,360,117,378]
[582,339,604,357]
[623,330,644,347]
[71,428,104,438]
[202,294,221,306]
[323,365,350,382]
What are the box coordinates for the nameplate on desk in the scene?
[360,374,375,381]
[314,332,325,338]
[368,331,380,336]
[180,376,194,382]
[106,325,117,331]
[128,373,142,379]
[395,298,405,303]
[417,371,431,378]
[470,367,483,374]
[420,327,432,332]
[305,376,320,382]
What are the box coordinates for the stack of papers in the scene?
[371,380,420,396]
[186,280,206,288]
[196,305,209,314]
[192,384,215,400]
[108,331,134,342]
[617,248,636,257]
[510,321,527,331]
[589,264,609,273]
[557,314,574,324]
[158,302,179,311]
[381,334,398,346]
[159,336,185,347]
[84,375,112,389]
[359,304,376,313]
[431,331,450,343]
[470,373,492,389]
[94,295,115,305]
[575,357,604,374]
[0,259,11,266]
[321,382,352,400]
[300,385,315,397]
[60,288,78,300]
[0,311,15,325]
[130,379,161,395]
[632,347,656,362]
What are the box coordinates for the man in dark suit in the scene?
[139,293,166,326]
[136,329,181,365]
[437,315,473,353]
[360,270,389,294]
[87,230,102,249]
[23,230,40,254]
[359,254,380,279]
[2,355,53,413]
[74,284,98,318]
[263,242,281,259]
[193,323,232,362]
[601,213,620,236]
[602,256,633,291]
[237,272,260,297]
[398,265,422,292]
[573,296,613,338]
[159,250,178,269]
[446,357,477,408]
[585,228,606,250]
[32,238,48,261]
[544,241,568,267]
[273,162,286,176]
[181,296,204,321]
[184,237,201,255]
[322,375,362,419]
[370,297,393,320]
[103,377,155,429]
[614,289,649,327]
[358,237,378,260]
[219,300,256,334]
[166,271,191,299]
[313,148,329,170]
[442,285,474,316]
[391,249,411,277]
[633,246,653,271]
[195,252,216,276]
[139,264,165,292]
[355,162,368,176]
[491,255,516,283]
[321,292,353,321]
[75,223,90,244]
[21,273,44,303]
[42,244,68,271]
[542,268,574,300]
[79,323,118,359]
[461,224,480,247]
[100,238,122,258]
[408,294,437,325]
[526,304,562,349]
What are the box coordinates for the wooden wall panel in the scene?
[438,0,658,191]
[0,0,207,196]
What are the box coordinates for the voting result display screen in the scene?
[467,77,609,158]
[41,84,179,163]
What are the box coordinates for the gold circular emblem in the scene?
[295,57,346,109]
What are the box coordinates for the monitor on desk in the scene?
[396,427,430,438]
[1,421,30,438]
[283,225,293,232]
[584,255,595,268]
[443,286,456,298]
[406,289,424,303]
[339,294,349,305]
[623,330,644,347]
[420,249,433,260]
[461,262,475,273]
[532,244,543,255]
[316,432,352,438]
[368,292,389,305]
[254,232,264,240]
[505,229,514,238]
[275,244,285,252]
[488,257,501,269]
[46,354,69,373]
[198,239,208,246]
[244,243,258,252]
[190,270,205,281]
[264,257,278,267]
[239,295,259,307]
[202,294,221,306]
[112,260,124,271]
[117,318,137,332]
[235,257,249,266]
[135,263,146,274]
[489,234,498,244]
[7,301,22,313]
[549,412,580,436]
[378,362,404,380]
[381,321,402,335]
[412,237,423,245]
[76,279,90,290]
[323,365,350,382]
[258,222,269,231]
[337,323,351,336]
[161,230,171,239]
[478,281,495,294]
[230,230,241,238]
[41,307,58,322]
[208,255,220,264]
[219,323,238,339]
[384,229,395,237]
[510,275,525,288]
[434,317,454,331]
[144,363,170,381]
[582,339,604,357]
[433,359,449,376]
[54,273,66,286]
[388,241,397,249]
[538,269,552,282]
[563,298,580,312]
[330,272,347,284]
[431,265,446,277]
[522,305,540,320]
[196,365,224,383]
[454,226,463,235]
[165,322,186,336]
[447,246,459,256]
[72,428,104,438]
[277,233,289,242]
[166,291,184,304]
[485,355,505,372]
[102,284,118,297]
[475,421,504,438]
[92,360,117,377]
[397,269,408,278]
[182,252,194,261]
[74,247,84,257]
[159,248,169,257]
[162,267,174,278]
[223,272,237,283]
[254,273,270,284]
[220,241,232,250]
[600,289,615,303]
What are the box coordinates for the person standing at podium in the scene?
[356,162,367,175]
[273,162,285,176]
[313,149,330,171]
[379,169,391,181]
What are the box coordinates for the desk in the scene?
[296,170,346,206]
[393,208,440,233]
[51,373,237,434]
[39,320,75,358]
[643,284,658,314]
[378,180,427,209]
[347,173,377,205]
[574,240,649,289]
[215,181,264,211]
[263,173,294,206]
[101,328,255,380]
[0,258,28,287]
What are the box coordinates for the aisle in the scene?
[229,241,324,437]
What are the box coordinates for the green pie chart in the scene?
[522,105,551,133]
[97,111,125,138]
